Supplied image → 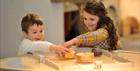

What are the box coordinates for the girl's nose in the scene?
[86,20,90,24]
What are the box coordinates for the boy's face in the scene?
[24,24,45,41]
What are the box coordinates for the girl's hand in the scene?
[63,38,79,48]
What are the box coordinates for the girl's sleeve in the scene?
[76,28,109,46]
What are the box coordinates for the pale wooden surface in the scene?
[0,55,58,71]
[0,52,140,71]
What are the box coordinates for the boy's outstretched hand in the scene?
[50,45,74,56]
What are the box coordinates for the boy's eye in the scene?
[40,30,42,33]
[33,31,37,34]
[40,30,44,33]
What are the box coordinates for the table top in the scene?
[0,50,140,71]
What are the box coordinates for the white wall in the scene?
[120,0,140,34]
[47,3,64,44]
[120,0,140,22]
[0,0,64,58]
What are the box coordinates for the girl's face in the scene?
[24,24,45,41]
[82,10,99,31]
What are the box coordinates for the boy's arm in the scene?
[18,39,53,55]
[32,41,53,53]
[33,41,71,56]
[18,39,71,56]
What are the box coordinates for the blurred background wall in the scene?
[0,0,140,58]
[120,0,140,36]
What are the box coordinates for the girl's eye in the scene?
[83,17,87,20]
[90,18,95,21]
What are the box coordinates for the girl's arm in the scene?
[63,28,108,47]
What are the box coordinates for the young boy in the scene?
[18,13,70,56]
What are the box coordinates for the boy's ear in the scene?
[22,31,28,38]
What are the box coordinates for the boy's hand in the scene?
[50,45,73,56]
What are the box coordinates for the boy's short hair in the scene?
[21,13,43,33]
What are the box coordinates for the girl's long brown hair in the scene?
[83,1,118,50]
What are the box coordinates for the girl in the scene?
[63,0,121,51]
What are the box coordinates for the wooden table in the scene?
[0,51,140,71]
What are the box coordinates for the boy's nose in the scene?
[36,34,42,40]
[35,37,42,40]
